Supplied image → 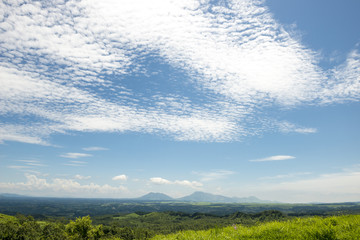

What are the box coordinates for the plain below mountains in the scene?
[137,191,274,203]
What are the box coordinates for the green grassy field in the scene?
[152,215,360,240]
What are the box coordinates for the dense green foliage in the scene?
[1,213,360,239]
[152,215,360,240]
[93,210,286,235]
[0,214,100,240]
[0,210,287,239]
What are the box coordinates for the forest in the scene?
[1,196,360,239]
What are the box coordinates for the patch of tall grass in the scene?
[151,214,360,240]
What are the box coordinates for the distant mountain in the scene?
[137,192,174,201]
[0,193,31,198]
[178,191,273,203]
[178,191,233,202]
[0,192,273,203]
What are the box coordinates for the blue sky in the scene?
[0,0,359,203]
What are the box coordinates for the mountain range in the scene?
[0,192,274,203]
[137,191,274,203]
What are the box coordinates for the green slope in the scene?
[152,214,360,240]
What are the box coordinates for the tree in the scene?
[0,221,20,240]
[16,221,42,240]
[41,222,67,240]
[66,216,103,240]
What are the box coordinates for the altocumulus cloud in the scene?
[0,0,359,144]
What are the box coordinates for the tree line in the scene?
[0,210,288,240]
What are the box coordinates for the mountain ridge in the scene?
[137,192,174,201]
[138,191,274,203]
[0,193,32,198]
[0,192,275,203]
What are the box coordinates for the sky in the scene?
[0,0,359,203]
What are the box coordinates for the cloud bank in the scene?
[0,0,359,144]
[253,167,360,203]
[150,177,203,188]
[0,174,127,198]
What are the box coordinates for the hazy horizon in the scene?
[1,191,356,204]
[1,0,359,203]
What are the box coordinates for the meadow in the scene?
[152,214,360,240]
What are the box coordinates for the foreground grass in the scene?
[152,215,360,240]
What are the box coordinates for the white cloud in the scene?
[74,174,91,180]
[0,64,238,143]
[250,155,296,162]
[259,172,312,180]
[69,161,87,164]
[277,121,317,134]
[16,160,46,167]
[254,168,360,203]
[112,175,128,181]
[194,170,235,182]
[82,146,109,151]
[8,165,31,169]
[0,0,359,144]
[278,172,360,193]
[150,177,172,185]
[7,160,46,175]
[0,123,50,145]
[60,153,92,159]
[0,174,127,198]
[64,160,87,167]
[150,177,202,188]
[321,50,360,103]
[174,180,203,188]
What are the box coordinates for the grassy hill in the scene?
[152,214,360,240]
